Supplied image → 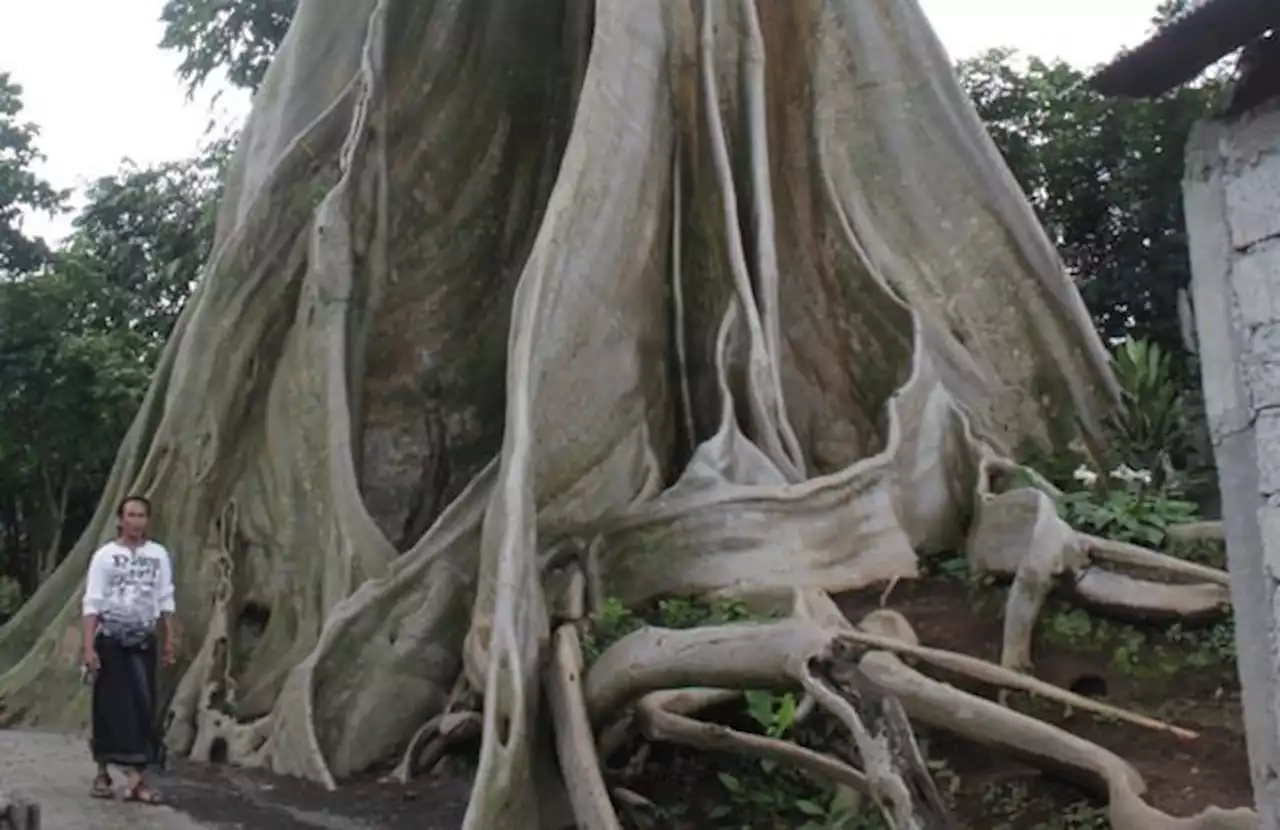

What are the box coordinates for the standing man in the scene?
[81,495,176,805]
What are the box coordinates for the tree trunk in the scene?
[36,473,71,584]
[0,1,1254,827]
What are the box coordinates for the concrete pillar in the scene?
[1183,99,1280,827]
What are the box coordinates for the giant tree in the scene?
[0,1,1254,828]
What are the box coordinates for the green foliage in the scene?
[1036,598,1235,679]
[1011,338,1207,548]
[957,51,1223,368]
[0,139,224,599]
[1057,481,1196,547]
[159,0,297,94]
[0,72,66,278]
[982,782,1108,830]
[581,597,641,662]
[1105,338,1200,489]
[59,137,230,348]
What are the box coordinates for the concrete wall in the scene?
[1183,98,1280,827]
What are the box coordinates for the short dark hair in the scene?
[116,495,152,518]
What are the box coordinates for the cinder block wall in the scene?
[1184,99,1280,827]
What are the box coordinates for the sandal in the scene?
[124,780,163,805]
[90,773,115,799]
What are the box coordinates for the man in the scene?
[81,495,176,805]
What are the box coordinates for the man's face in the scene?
[120,500,150,538]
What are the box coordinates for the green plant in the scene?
[1107,338,1195,492]
[1058,476,1197,547]
[655,595,753,628]
[582,597,641,662]
[982,781,1108,830]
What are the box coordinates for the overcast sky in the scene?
[2,0,1162,242]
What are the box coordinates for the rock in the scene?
[0,790,41,830]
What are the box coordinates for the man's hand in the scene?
[83,647,100,674]
[161,613,179,667]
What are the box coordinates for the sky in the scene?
[2,0,1163,244]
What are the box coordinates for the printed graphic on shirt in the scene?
[100,549,164,625]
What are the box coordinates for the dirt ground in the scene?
[158,757,473,829]
[837,577,1249,825]
[157,575,1249,829]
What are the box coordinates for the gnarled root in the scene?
[968,480,1233,671]
[635,690,868,794]
[587,620,956,827]
[388,710,482,784]
[858,650,1256,830]
[584,607,1254,830]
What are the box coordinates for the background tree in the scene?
[0,140,224,607]
[0,72,65,278]
[159,0,297,94]
[958,49,1224,367]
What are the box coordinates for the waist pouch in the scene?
[99,619,154,650]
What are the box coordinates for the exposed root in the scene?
[1082,534,1230,587]
[583,607,1250,828]
[858,650,1256,830]
[547,624,621,829]
[1164,521,1224,542]
[388,710,481,784]
[839,625,1199,741]
[636,693,868,794]
[798,656,955,828]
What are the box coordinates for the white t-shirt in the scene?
[81,540,176,629]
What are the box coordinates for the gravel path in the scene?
[0,730,212,830]
[0,729,471,830]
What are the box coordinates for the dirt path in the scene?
[0,730,472,830]
[0,730,212,830]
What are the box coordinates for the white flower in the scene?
[1110,465,1152,485]
[1073,465,1098,487]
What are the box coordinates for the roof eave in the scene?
[1090,0,1277,98]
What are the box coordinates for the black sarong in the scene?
[90,630,157,767]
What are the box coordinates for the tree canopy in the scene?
[159,0,297,94]
[959,48,1224,366]
[0,84,225,607]
[0,72,64,278]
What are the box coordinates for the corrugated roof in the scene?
[1091,0,1278,98]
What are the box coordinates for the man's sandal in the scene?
[124,780,163,805]
[90,773,115,799]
